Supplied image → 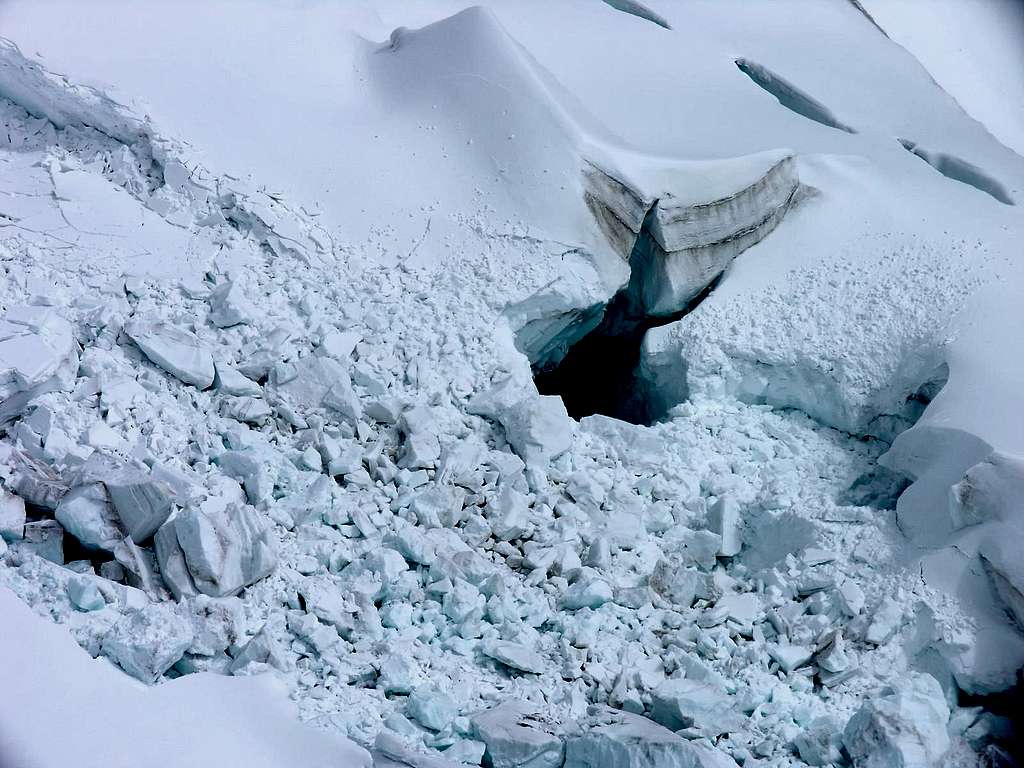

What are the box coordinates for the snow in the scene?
[0,2,1021,767]
[857,0,1024,156]
[0,587,372,768]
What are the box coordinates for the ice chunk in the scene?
[767,642,813,673]
[562,577,613,610]
[708,496,742,557]
[651,679,744,736]
[20,519,64,564]
[407,687,459,731]
[0,306,77,426]
[482,640,546,674]
[104,467,175,543]
[842,672,951,768]
[54,483,119,557]
[472,702,565,768]
[565,706,739,768]
[0,488,26,541]
[157,503,277,598]
[207,280,256,327]
[865,598,903,645]
[793,718,843,766]
[100,603,194,683]
[470,379,572,465]
[67,574,106,611]
[124,320,215,389]
[214,363,262,397]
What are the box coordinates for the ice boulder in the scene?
[124,319,215,389]
[100,603,194,683]
[651,678,745,736]
[842,672,950,768]
[154,503,277,598]
[104,467,176,543]
[565,706,739,768]
[472,702,565,768]
[0,487,26,541]
[55,484,122,551]
[470,378,572,465]
[0,305,77,426]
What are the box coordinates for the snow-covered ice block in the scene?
[949,451,1024,530]
[214,362,263,397]
[565,706,739,768]
[842,672,950,768]
[155,503,277,598]
[472,702,565,768]
[583,150,798,316]
[100,603,194,683]
[482,640,545,674]
[0,306,77,426]
[124,319,215,389]
[207,280,256,328]
[470,378,572,465]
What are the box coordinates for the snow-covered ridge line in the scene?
[0,38,330,262]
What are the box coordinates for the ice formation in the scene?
[0,2,1022,768]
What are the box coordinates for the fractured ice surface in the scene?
[0,3,1022,767]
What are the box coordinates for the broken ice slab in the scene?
[155,503,277,598]
[482,640,546,674]
[650,678,745,736]
[469,378,573,465]
[0,306,77,426]
[842,672,950,768]
[207,280,256,328]
[0,488,27,541]
[55,483,123,552]
[104,467,175,543]
[124,319,215,388]
[407,687,459,731]
[472,702,564,768]
[19,519,64,564]
[565,706,740,768]
[100,603,193,683]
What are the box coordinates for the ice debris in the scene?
[842,672,951,768]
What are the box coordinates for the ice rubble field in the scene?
[0,1,1023,767]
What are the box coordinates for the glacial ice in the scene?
[842,672,951,768]
[0,3,1021,767]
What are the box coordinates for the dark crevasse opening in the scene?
[533,208,717,425]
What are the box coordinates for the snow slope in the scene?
[0,588,371,768]
[858,0,1024,156]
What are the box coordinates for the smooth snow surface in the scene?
[858,0,1024,156]
[0,2,1022,767]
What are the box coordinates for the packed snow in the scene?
[0,2,1021,768]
